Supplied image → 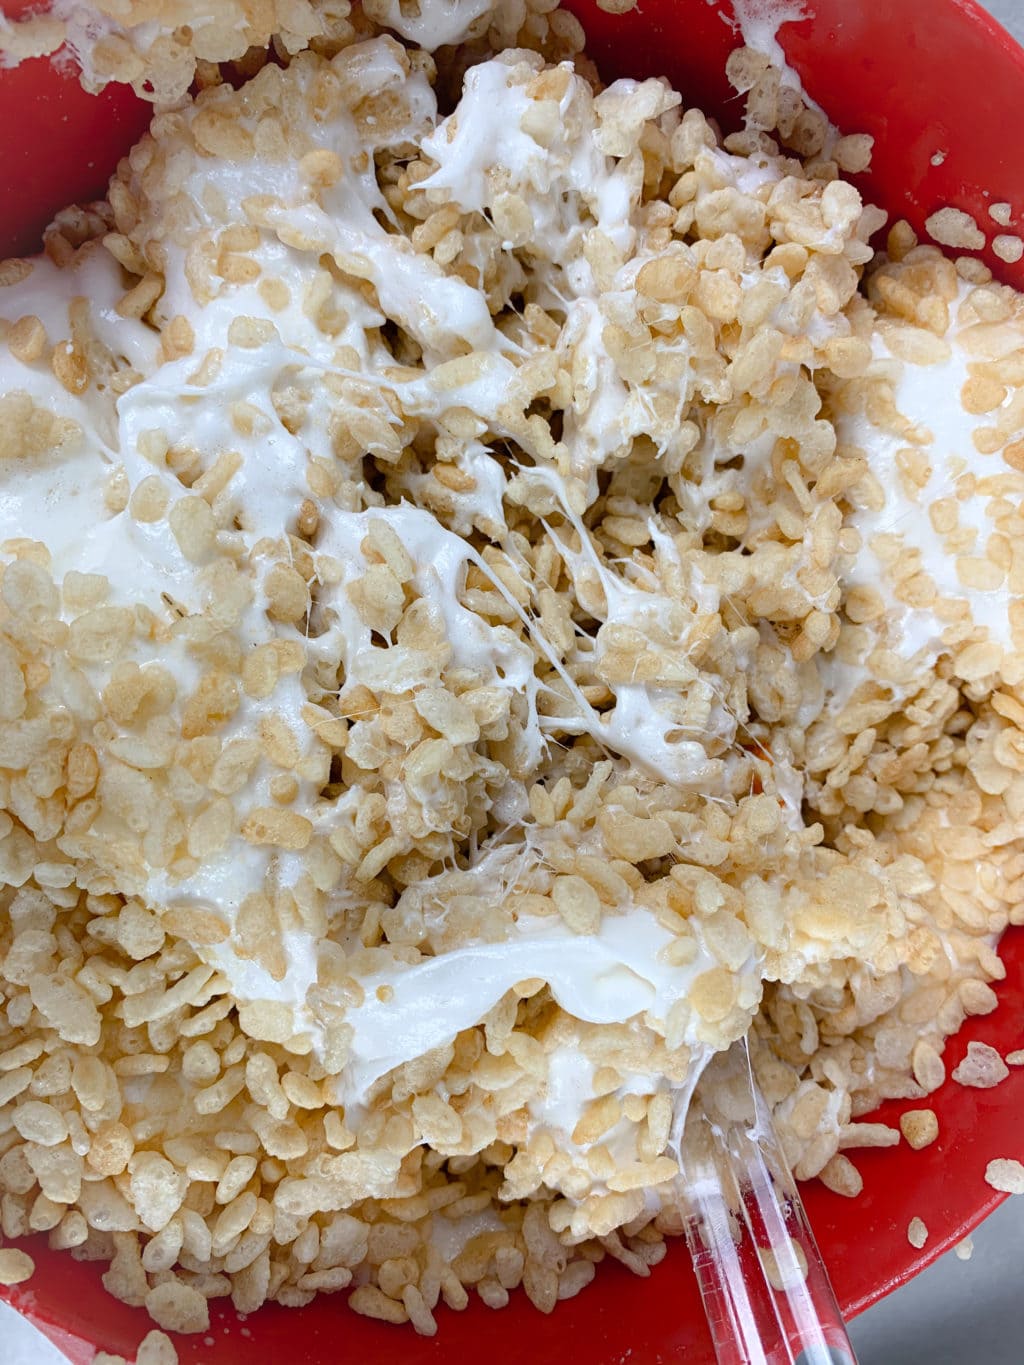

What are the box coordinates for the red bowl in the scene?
[2,2,1024,1360]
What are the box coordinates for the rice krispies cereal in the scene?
[0,0,1023,1340]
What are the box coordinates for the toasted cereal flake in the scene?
[899,1109,939,1150]
[993,235,1024,264]
[985,1158,1024,1194]
[240,807,313,850]
[136,1330,179,1365]
[402,1283,438,1336]
[129,1152,187,1232]
[349,1284,409,1324]
[907,1217,929,1250]
[838,1122,899,1151]
[952,1042,1010,1090]
[13,1099,69,1146]
[833,134,873,174]
[144,1280,210,1335]
[925,207,986,250]
[0,1248,35,1284]
[956,254,992,282]
[818,1154,863,1199]
[758,1237,809,1291]
[912,1041,946,1095]
[7,314,48,364]
[551,874,602,935]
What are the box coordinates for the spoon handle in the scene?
[680,1045,858,1365]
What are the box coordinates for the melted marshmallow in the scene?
[2,29,966,1124]
[366,0,494,51]
[0,42,762,1095]
[336,907,739,1103]
[837,286,1023,668]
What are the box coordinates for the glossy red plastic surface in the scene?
[562,0,1024,289]
[0,0,151,259]
[1,1,1023,1360]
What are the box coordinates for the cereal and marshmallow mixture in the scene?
[1,0,1024,1338]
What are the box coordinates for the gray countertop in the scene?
[1,0,1023,1360]
[850,1196,1024,1364]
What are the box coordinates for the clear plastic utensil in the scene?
[676,1039,858,1365]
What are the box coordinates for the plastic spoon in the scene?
[676,1039,858,1365]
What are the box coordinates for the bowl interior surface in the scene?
[1,1,1024,1360]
